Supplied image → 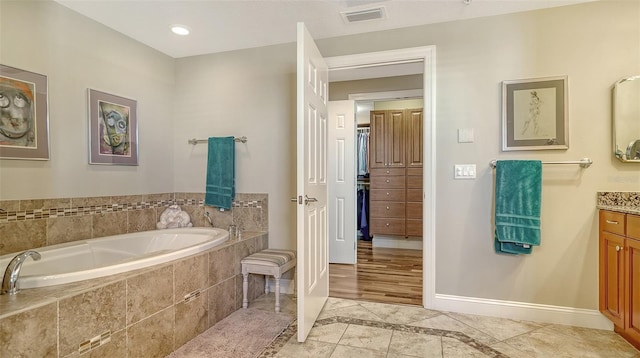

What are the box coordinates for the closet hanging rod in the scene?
[188,136,247,145]
[489,158,593,169]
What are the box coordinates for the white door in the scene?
[328,100,357,264]
[296,22,329,342]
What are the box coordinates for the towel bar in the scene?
[188,136,247,145]
[489,158,593,169]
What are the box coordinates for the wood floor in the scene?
[329,240,423,306]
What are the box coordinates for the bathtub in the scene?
[0,227,229,289]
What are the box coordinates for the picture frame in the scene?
[0,64,49,160]
[502,76,568,151]
[88,88,138,165]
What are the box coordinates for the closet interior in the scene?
[356,124,371,241]
[356,101,424,248]
[328,99,424,306]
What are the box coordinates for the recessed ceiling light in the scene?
[171,25,190,36]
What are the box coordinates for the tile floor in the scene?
[253,295,640,358]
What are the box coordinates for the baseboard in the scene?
[432,294,613,330]
[265,278,295,295]
[372,236,423,250]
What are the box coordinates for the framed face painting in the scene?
[88,88,138,165]
[0,64,49,160]
[502,76,568,151]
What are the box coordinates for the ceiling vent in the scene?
[341,7,386,23]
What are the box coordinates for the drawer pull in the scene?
[386,206,390,210]
[606,220,619,225]
[616,245,621,252]
[386,170,390,174]
[386,192,390,196]
[385,223,390,227]
[386,179,390,183]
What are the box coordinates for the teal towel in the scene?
[494,160,542,255]
[204,137,235,210]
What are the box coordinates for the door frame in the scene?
[325,46,436,308]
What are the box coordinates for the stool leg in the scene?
[265,275,269,294]
[274,276,281,313]
[242,272,249,309]
[293,266,297,298]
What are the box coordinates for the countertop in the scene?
[597,205,640,215]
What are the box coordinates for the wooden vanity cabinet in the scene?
[599,210,640,350]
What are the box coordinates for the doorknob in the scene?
[304,195,318,205]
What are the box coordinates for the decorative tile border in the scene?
[0,193,266,223]
[258,316,510,358]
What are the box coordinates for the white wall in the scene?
[173,1,640,310]
[173,45,298,248]
[317,1,640,309]
[0,1,175,199]
[3,0,640,312]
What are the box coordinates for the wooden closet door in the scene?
[386,109,406,168]
[406,108,423,168]
[369,111,386,169]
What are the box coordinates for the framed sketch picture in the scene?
[88,89,138,165]
[0,64,50,160]
[502,76,568,151]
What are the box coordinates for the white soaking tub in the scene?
[0,227,229,289]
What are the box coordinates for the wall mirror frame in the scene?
[613,75,640,162]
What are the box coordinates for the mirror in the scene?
[613,75,640,162]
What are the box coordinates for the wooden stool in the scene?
[240,249,296,313]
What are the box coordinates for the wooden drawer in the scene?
[407,176,422,189]
[407,202,422,219]
[407,168,422,176]
[371,175,406,189]
[370,168,405,176]
[370,202,405,218]
[628,214,640,240]
[370,189,405,202]
[371,218,405,236]
[600,211,626,236]
[407,189,422,202]
[406,219,422,237]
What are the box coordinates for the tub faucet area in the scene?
[1,250,41,295]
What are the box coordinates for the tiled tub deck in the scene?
[0,231,268,357]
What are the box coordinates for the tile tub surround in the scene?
[597,191,640,214]
[0,231,268,358]
[0,192,268,255]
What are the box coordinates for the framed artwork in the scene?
[502,76,568,151]
[0,64,49,160]
[88,89,138,165]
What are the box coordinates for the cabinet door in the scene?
[625,238,640,342]
[600,231,625,327]
[406,108,423,168]
[386,110,406,168]
[369,111,386,169]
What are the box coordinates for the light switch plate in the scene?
[458,128,474,143]
[454,164,476,179]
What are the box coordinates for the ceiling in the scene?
[54,0,591,59]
